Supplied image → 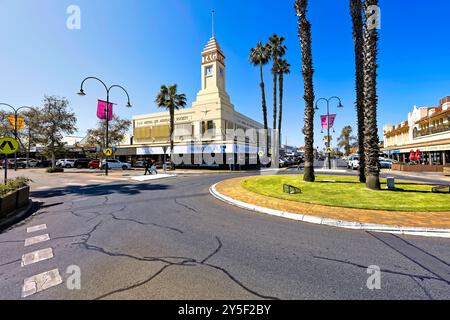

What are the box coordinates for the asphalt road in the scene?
[0,171,449,300]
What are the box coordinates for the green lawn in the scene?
[241,175,450,212]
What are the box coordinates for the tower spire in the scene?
[212,10,215,38]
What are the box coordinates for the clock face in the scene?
[205,66,214,76]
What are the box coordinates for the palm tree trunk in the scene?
[278,73,284,145]
[295,0,315,182]
[350,0,366,183]
[260,65,268,130]
[273,68,278,132]
[363,0,380,190]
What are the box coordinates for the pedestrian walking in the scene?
[144,159,151,176]
[150,160,158,175]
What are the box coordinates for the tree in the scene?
[337,126,357,156]
[295,0,316,182]
[350,0,366,183]
[277,59,290,145]
[268,34,287,132]
[0,109,40,151]
[86,115,131,149]
[34,96,77,169]
[249,41,271,130]
[155,85,187,169]
[363,0,381,190]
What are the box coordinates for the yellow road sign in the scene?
[104,148,113,157]
[8,117,25,130]
[0,137,20,155]
[326,147,333,153]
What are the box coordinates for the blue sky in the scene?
[1,0,449,148]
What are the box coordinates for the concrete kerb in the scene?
[0,200,34,232]
[209,183,450,239]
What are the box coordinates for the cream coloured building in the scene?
[382,96,450,165]
[117,33,265,167]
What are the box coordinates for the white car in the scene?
[56,159,76,168]
[347,155,360,170]
[101,159,131,170]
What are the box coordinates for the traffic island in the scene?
[210,175,450,238]
[0,177,33,231]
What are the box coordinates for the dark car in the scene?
[37,160,52,168]
[74,158,93,169]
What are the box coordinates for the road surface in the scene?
[0,171,449,299]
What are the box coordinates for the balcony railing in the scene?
[413,125,450,138]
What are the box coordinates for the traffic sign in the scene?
[326,147,333,154]
[0,137,19,155]
[104,148,113,157]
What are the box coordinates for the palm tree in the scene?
[268,34,287,132]
[155,84,187,169]
[337,126,357,156]
[350,0,366,183]
[295,0,316,182]
[249,41,271,130]
[362,0,381,190]
[277,59,291,144]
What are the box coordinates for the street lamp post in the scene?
[78,77,132,176]
[315,96,343,170]
[0,103,35,171]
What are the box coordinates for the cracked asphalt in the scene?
[0,172,450,299]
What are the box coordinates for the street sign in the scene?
[0,137,20,155]
[326,147,333,154]
[8,117,25,130]
[104,148,113,157]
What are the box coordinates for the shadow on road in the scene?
[30,183,172,199]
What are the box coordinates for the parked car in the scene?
[347,155,360,170]
[73,158,93,169]
[101,159,131,170]
[37,160,52,168]
[0,159,26,169]
[56,159,76,168]
[379,158,393,169]
[133,159,148,168]
[88,159,101,169]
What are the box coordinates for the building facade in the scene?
[117,34,265,167]
[382,96,450,165]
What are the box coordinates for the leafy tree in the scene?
[337,126,357,156]
[34,96,77,169]
[155,85,187,168]
[86,115,131,149]
[295,0,316,182]
[0,108,41,152]
[249,41,271,130]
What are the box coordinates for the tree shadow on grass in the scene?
[30,183,172,199]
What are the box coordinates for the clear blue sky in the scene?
[1,0,449,148]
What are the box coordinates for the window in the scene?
[219,67,224,77]
[205,66,213,76]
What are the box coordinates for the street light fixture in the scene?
[315,96,344,170]
[0,103,36,171]
[78,77,132,176]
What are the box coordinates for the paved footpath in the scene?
[0,170,449,299]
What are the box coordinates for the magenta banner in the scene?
[321,114,336,129]
[97,100,113,121]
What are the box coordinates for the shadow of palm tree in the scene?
[30,183,171,199]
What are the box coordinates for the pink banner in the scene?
[97,100,113,121]
[321,114,336,129]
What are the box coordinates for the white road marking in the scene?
[22,269,63,298]
[24,234,50,247]
[27,224,47,233]
[88,180,106,184]
[65,183,88,187]
[21,248,54,267]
